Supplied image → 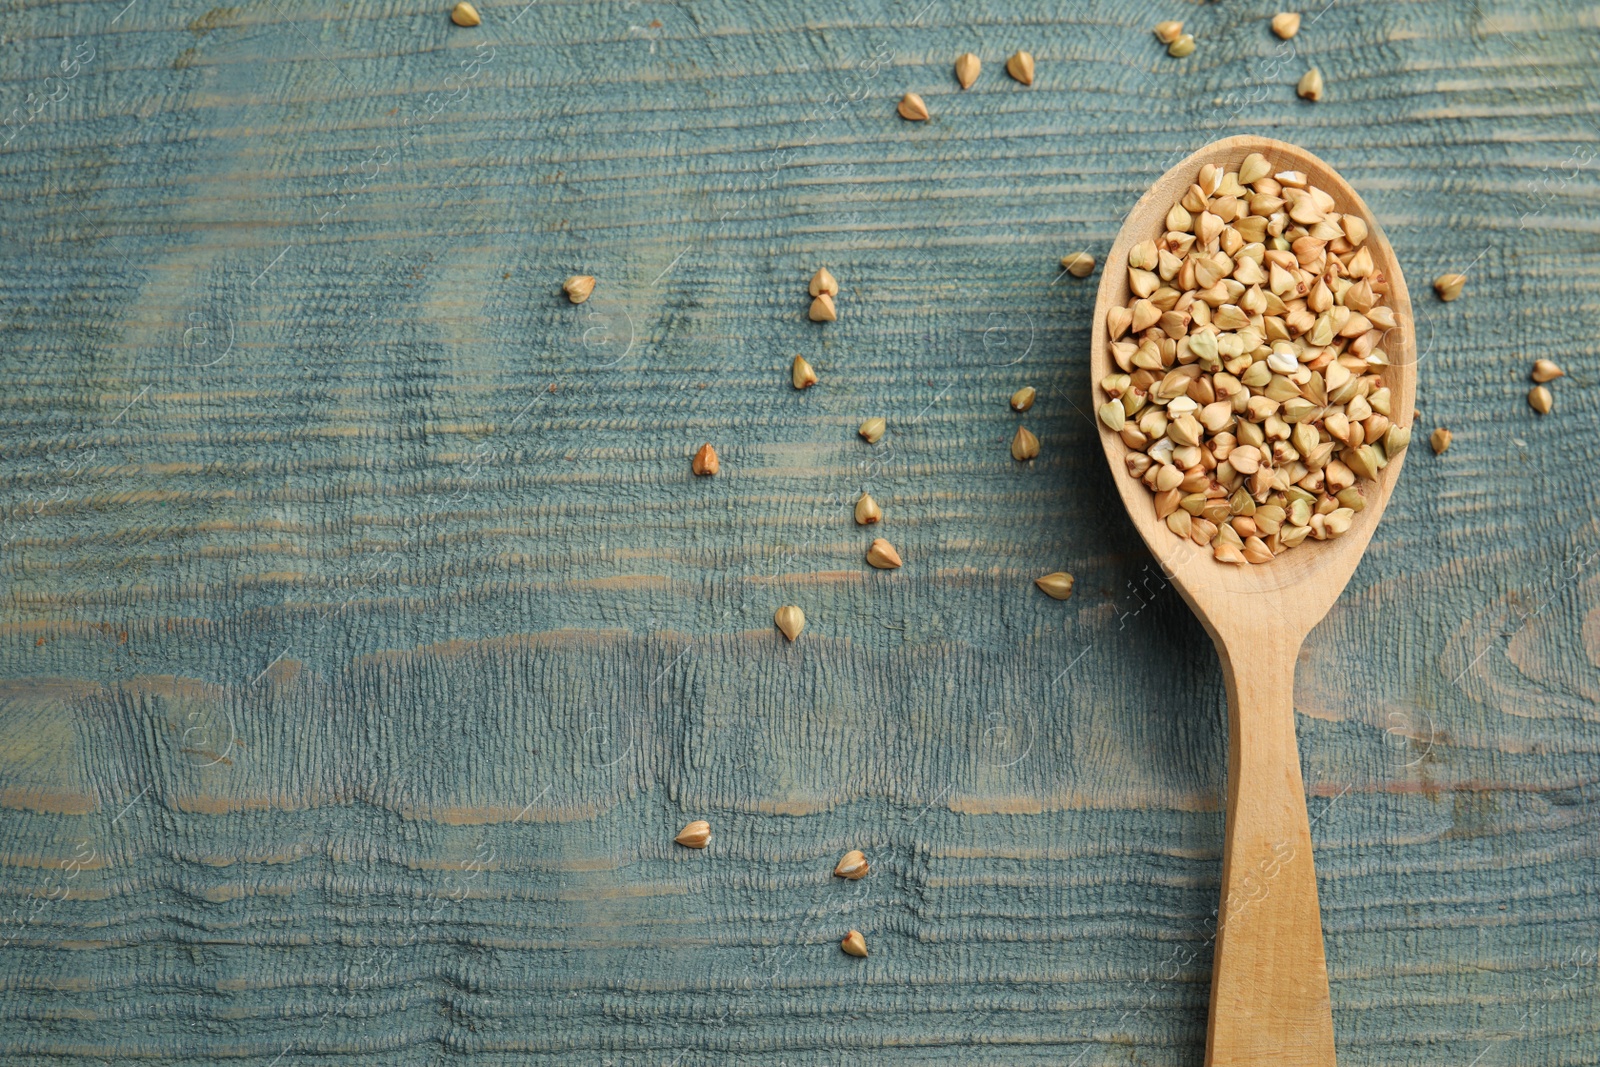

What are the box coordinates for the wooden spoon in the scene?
[1088,136,1416,1065]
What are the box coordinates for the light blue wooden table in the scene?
[1,0,1596,1062]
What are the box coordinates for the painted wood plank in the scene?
[0,0,1596,1063]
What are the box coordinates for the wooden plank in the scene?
[0,0,1597,1062]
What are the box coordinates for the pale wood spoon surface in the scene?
[1088,135,1417,1066]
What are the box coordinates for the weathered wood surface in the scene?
[0,0,1596,1063]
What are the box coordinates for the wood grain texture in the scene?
[0,0,1597,1064]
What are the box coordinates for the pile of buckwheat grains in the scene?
[1096,152,1412,565]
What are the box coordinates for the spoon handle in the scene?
[1205,633,1335,1066]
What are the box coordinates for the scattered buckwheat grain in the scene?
[774,605,806,641]
[1011,425,1040,461]
[1531,358,1564,383]
[955,53,981,89]
[1433,273,1465,302]
[1062,252,1096,277]
[792,355,818,389]
[834,850,870,879]
[897,93,930,121]
[1034,572,1075,599]
[691,443,719,476]
[1006,51,1035,85]
[866,538,903,569]
[563,274,595,303]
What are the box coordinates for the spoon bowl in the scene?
[1089,136,1416,1065]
